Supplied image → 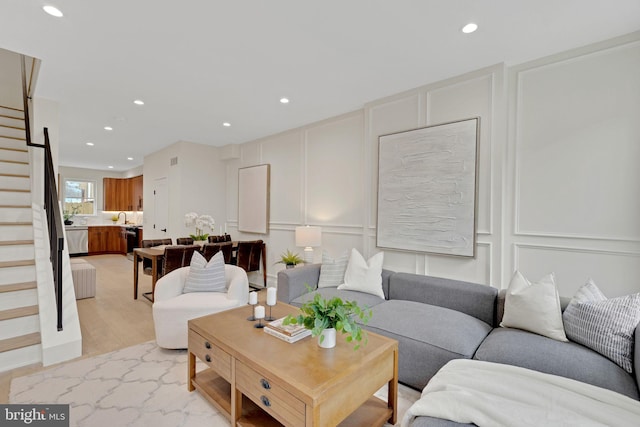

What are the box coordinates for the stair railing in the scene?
[21,55,64,331]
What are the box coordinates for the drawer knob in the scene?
[205,342,212,349]
[205,355,211,363]
[260,395,271,407]
[260,378,271,390]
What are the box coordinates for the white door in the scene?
[153,177,169,237]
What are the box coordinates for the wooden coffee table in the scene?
[188,301,398,426]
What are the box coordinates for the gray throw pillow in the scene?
[317,250,349,288]
[563,279,640,373]
[183,251,226,293]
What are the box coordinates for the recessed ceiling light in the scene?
[223,122,231,127]
[108,166,114,169]
[86,142,94,146]
[104,126,113,131]
[43,5,63,17]
[127,157,134,161]
[280,98,290,104]
[462,23,478,34]
[133,99,144,105]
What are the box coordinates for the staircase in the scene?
[0,105,42,369]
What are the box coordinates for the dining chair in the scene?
[141,238,173,276]
[162,245,200,277]
[202,242,233,264]
[234,240,266,286]
[177,237,194,245]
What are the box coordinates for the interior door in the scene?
[153,177,168,237]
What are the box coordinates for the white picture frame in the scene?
[377,118,480,257]
[238,164,270,234]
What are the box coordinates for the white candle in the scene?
[266,287,277,306]
[254,305,265,319]
[249,291,258,305]
[225,223,227,234]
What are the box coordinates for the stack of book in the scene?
[263,317,312,343]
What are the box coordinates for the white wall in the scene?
[505,33,640,297]
[223,32,639,296]
[143,140,226,241]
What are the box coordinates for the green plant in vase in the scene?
[184,212,215,242]
[283,290,372,349]
[275,249,304,268]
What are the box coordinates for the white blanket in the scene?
[402,359,640,427]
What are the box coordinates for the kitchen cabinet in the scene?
[103,175,142,211]
[88,226,126,255]
[131,175,143,210]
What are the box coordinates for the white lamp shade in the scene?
[295,226,322,247]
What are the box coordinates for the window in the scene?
[63,179,96,216]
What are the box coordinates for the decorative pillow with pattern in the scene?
[317,250,349,288]
[563,279,640,373]
[500,271,568,342]
[183,251,226,293]
[337,248,385,299]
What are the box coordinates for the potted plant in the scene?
[111,215,119,224]
[184,212,215,245]
[275,249,304,268]
[283,292,372,349]
[63,206,80,225]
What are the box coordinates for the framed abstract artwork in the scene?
[238,164,270,234]
[377,118,480,257]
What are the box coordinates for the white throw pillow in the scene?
[337,249,385,299]
[183,251,226,293]
[317,250,349,289]
[500,271,568,342]
[563,279,640,373]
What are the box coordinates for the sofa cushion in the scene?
[563,279,640,374]
[500,271,568,342]
[337,249,385,299]
[474,327,639,400]
[388,273,497,326]
[362,300,492,390]
[183,251,226,293]
[290,287,387,310]
[317,250,349,288]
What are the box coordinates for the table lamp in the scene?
[295,225,322,264]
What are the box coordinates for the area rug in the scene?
[10,341,419,426]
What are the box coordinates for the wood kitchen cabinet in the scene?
[103,175,143,211]
[88,226,126,255]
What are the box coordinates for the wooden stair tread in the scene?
[0,114,24,121]
[0,145,27,150]
[0,124,26,131]
[0,159,28,165]
[0,189,30,193]
[0,205,30,208]
[0,305,38,321]
[0,332,40,353]
[0,281,37,293]
[0,173,29,178]
[0,259,35,268]
[0,240,34,246]
[0,221,32,226]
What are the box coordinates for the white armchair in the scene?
[152,264,249,349]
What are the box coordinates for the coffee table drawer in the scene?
[188,330,231,381]
[236,360,305,426]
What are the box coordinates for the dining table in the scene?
[132,245,168,302]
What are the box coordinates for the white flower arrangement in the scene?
[184,212,215,241]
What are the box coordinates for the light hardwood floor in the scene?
[0,254,156,403]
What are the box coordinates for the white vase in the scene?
[195,240,206,247]
[318,328,336,349]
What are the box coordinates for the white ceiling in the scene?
[1,1,639,171]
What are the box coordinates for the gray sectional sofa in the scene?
[277,264,640,426]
